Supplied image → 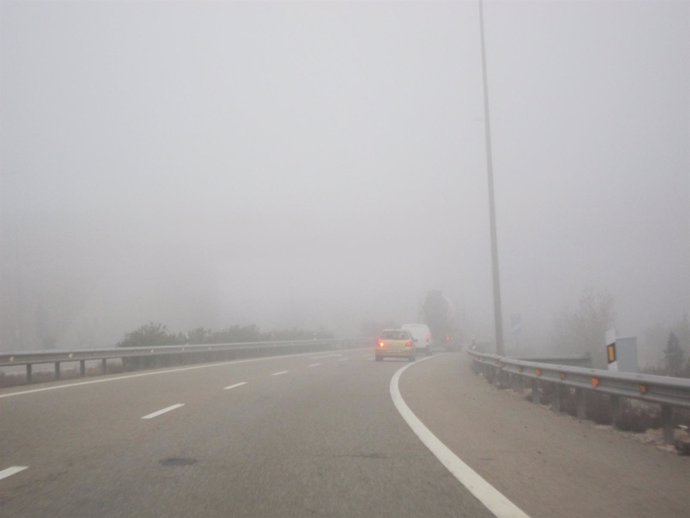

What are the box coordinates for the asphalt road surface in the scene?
[1,350,688,517]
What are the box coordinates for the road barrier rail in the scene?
[468,349,690,444]
[515,355,592,367]
[0,338,363,384]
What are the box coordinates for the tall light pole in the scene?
[478,0,505,356]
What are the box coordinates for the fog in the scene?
[1,1,688,359]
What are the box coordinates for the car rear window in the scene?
[380,330,410,340]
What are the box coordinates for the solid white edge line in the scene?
[271,370,288,376]
[0,466,28,481]
[308,363,321,367]
[390,358,530,518]
[0,348,370,400]
[141,403,185,420]
[224,382,247,390]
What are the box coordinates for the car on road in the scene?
[375,329,415,362]
[401,323,433,355]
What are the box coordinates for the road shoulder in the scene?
[397,353,690,518]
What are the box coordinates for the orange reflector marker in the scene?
[639,384,648,394]
[591,377,600,387]
[518,366,524,373]
[535,368,543,377]
[559,372,566,381]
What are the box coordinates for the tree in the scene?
[673,314,690,356]
[117,322,181,348]
[207,325,262,343]
[116,322,335,348]
[664,332,684,375]
[186,327,209,344]
[550,288,615,368]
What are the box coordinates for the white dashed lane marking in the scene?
[0,466,28,481]
[224,382,247,390]
[141,404,185,420]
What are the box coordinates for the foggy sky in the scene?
[1,0,688,352]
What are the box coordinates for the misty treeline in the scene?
[644,315,690,377]
[549,288,690,375]
[116,322,332,348]
[360,320,401,338]
[549,288,615,368]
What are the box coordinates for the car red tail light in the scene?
[377,340,385,348]
[405,340,413,348]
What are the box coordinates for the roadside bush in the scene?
[117,322,183,348]
[116,322,333,348]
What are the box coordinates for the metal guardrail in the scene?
[516,355,592,367]
[468,349,690,444]
[0,338,363,384]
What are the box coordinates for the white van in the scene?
[401,323,433,355]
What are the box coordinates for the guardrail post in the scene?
[575,389,586,419]
[552,384,562,413]
[493,367,502,388]
[26,364,32,383]
[54,361,61,380]
[499,369,509,389]
[513,374,524,394]
[80,360,86,377]
[661,405,674,444]
[531,380,541,405]
[102,358,107,374]
[610,395,622,428]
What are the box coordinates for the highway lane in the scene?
[3,348,688,517]
[0,349,493,517]
[400,354,690,518]
[0,351,361,468]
